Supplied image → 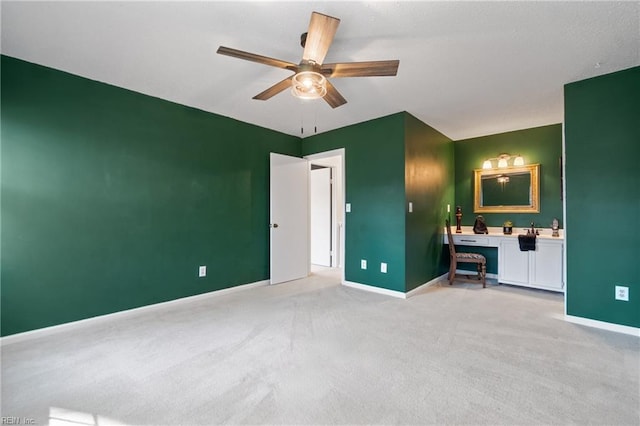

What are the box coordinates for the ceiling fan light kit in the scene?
[216,11,399,108]
[291,71,327,99]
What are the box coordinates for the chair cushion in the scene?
[456,252,486,262]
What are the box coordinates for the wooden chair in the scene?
[445,219,486,288]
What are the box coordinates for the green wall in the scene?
[454,124,563,229]
[1,57,454,334]
[9,52,612,335]
[564,66,640,328]
[302,112,455,293]
[301,114,407,292]
[1,56,300,336]
[404,113,454,291]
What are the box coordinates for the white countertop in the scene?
[448,226,564,240]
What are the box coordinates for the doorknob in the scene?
[271,223,279,228]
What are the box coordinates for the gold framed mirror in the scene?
[474,164,540,213]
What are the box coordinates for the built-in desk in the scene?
[444,226,564,292]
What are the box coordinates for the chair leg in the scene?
[448,258,455,285]
[481,263,486,288]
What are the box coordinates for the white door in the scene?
[310,167,332,266]
[270,153,309,284]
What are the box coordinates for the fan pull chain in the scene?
[314,103,318,134]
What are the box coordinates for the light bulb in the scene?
[513,155,524,166]
[482,160,492,169]
[498,158,508,168]
[291,71,327,99]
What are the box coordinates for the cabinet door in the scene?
[499,239,530,285]
[531,241,564,290]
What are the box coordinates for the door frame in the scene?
[305,148,346,284]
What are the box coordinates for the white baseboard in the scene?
[0,279,270,346]
[455,269,498,279]
[565,315,640,337]
[342,273,449,299]
[342,280,408,299]
[405,273,449,297]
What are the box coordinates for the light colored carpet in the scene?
[1,268,639,425]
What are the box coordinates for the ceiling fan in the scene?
[216,11,399,108]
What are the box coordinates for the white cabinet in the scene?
[531,240,564,290]
[498,238,564,292]
[499,239,530,285]
[450,234,496,247]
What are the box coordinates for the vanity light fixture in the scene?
[482,153,525,169]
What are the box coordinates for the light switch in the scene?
[198,266,207,277]
[346,203,351,213]
[381,263,387,273]
[408,202,413,213]
[361,259,367,269]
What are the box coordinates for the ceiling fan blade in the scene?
[321,60,400,78]
[253,75,295,101]
[323,80,347,109]
[217,46,297,71]
[302,12,340,65]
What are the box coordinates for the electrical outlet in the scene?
[615,285,629,301]
[361,259,367,270]
[381,262,387,273]
[198,265,207,278]
[346,203,351,213]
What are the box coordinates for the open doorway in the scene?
[305,149,345,282]
[310,165,332,267]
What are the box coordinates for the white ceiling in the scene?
[2,1,639,140]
